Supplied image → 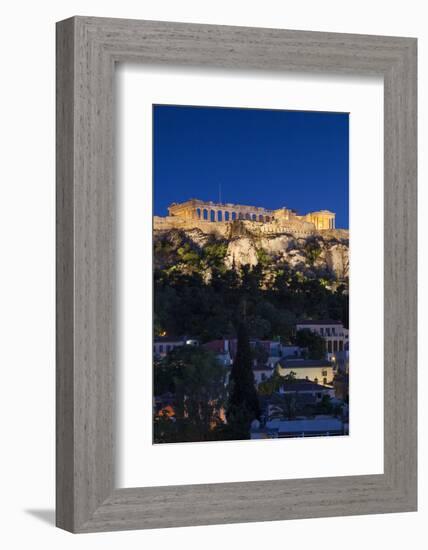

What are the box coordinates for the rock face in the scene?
[323,243,349,280]
[154,220,349,281]
[223,234,349,279]
[225,237,259,269]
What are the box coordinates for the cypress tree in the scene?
[226,322,261,439]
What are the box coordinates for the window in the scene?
[322,370,328,377]
[323,377,327,385]
[159,344,163,353]
[320,327,324,336]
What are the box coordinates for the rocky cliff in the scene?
[154,220,349,282]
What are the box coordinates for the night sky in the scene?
[153,105,349,229]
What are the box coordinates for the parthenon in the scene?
[166,199,336,230]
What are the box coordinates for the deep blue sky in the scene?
[153,105,349,229]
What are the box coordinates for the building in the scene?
[277,358,334,385]
[153,336,198,358]
[278,379,335,400]
[203,338,237,359]
[203,337,285,366]
[280,345,305,359]
[203,337,310,385]
[251,416,345,438]
[163,199,336,231]
[202,338,235,369]
[296,319,349,360]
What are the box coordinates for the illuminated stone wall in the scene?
[168,199,275,223]
[166,199,336,230]
[154,216,318,238]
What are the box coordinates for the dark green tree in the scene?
[226,322,261,439]
[257,366,284,396]
[251,341,269,366]
[295,328,326,359]
[153,347,226,443]
[304,238,322,266]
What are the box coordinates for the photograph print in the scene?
[153,104,349,444]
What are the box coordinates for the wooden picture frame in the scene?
[56,16,417,533]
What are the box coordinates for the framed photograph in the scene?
[56,16,417,532]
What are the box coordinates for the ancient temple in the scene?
[167,199,335,230]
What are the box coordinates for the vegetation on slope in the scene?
[154,229,349,343]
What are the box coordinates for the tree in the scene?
[304,238,322,266]
[268,392,298,420]
[226,322,261,439]
[295,328,326,359]
[153,347,226,443]
[251,341,269,366]
[316,394,334,415]
[258,366,284,396]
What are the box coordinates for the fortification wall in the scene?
[316,228,349,240]
[153,216,349,240]
[153,216,230,237]
[258,220,315,237]
[154,216,322,238]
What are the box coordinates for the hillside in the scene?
[154,220,349,282]
[153,220,349,342]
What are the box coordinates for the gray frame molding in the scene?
[56,16,417,533]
